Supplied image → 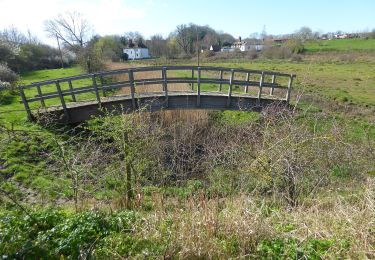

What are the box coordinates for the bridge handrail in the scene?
[18,66,295,121]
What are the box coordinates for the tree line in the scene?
[2,11,375,87]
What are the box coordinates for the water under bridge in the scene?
[19,66,296,124]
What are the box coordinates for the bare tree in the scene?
[44,11,92,51]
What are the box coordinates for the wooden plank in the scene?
[162,67,168,107]
[244,72,250,93]
[19,86,33,121]
[258,72,264,101]
[68,80,77,102]
[227,69,234,107]
[219,70,223,91]
[55,81,70,121]
[92,74,101,107]
[128,70,136,109]
[36,84,45,107]
[197,67,201,107]
[270,75,276,95]
[286,74,294,103]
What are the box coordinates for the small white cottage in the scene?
[123,48,150,60]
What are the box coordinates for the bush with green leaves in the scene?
[0,209,138,258]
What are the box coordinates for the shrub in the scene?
[262,46,292,59]
[285,39,305,54]
[246,49,259,59]
[202,50,215,58]
[0,63,18,84]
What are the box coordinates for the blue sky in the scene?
[0,0,374,45]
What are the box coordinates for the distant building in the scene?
[123,48,150,60]
[123,39,150,60]
[230,37,264,51]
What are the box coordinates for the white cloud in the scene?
[0,0,147,46]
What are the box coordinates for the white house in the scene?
[123,48,150,60]
[231,37,264,52]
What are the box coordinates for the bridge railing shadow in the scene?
[18,66,295,120]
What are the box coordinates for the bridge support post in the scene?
[92,74,101,108]
[197,67,201,107]
[270,75,276,96]
[257,72,264,103]
[244,72,250,93]
[67,80,76,102]
[55,80,70,121]
[227,69,234,107]
[19,86,33,121]
[286,74,294,103]
[128,70,136,109]
[162,67,168,107]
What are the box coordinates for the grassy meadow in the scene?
[0,39,374,258]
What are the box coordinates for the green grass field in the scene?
[304,38,375,52]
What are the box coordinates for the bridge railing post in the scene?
[162,67,168,107]
[92,74,101,108]
[128,69,136,109]
[197,67,201,107]
[257,72,264,102]
[99,75,106,97]
[67,80,77,102]
[19,86,33,121]
[55,80,70,121]
[270,75,276,96]
[244,72,250,93]
[36,83,45,108]
[227,69,234,107]
[191,68,194,91]
[286,74,294,103]
[218,70,223,92]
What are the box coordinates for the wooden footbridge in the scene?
[19,66,295,124]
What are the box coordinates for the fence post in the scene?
[244,72,250,93]
[162,67,168,107]
[257,72,264,102]
[55,80,70,121]
[191,68,195,90]
[92,74,101,108]
[286,74,294,103]
[36,84,45,107]
[227,69,234,107]
[67,80,76,102]
[197,67,201,107]
[218,70,223,91]
[19,86,33,121]
[128,69,136,110]
[270,74,276,96]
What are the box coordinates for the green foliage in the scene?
[257,237,336,259]
[0,209,138,258]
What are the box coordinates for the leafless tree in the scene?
[44,11,92,51]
